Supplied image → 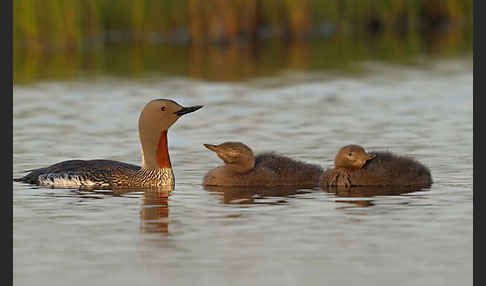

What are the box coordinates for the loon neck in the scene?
[226,161,254,174]
[156,131,172,169]
[141,130,172,170]
[336,167,354,173]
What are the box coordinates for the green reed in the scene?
[14,0,472,49]
[13,0,472,84]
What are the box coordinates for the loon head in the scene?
[204,141,255,173]
[138,99,203,169]
[334,144,376,169]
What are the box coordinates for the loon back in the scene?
[352,151,433,186]
[254,152,323,187]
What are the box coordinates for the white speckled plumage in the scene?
[38,173,106,188]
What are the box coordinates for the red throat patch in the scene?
[157,131,172,168]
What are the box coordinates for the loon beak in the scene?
[203,144,219,152]
[175,105,204,116]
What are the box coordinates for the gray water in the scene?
[13,58,472,286]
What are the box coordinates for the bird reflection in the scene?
[321,184,431,208]
[113,186,172,234]
[204,185,314,205]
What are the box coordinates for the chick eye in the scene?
[161,106,166,111]
[348,152,352,157]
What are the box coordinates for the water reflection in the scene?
[204,185,314,205]
[13,27,472,85]
[113,187,172,234]
[28,186,173,234]
[322,185,431,208]
[138,188,171,234]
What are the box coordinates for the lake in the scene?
[13,56,472,286]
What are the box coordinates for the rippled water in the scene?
[13,58,472,286]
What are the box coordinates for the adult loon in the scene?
[14,99,203,189]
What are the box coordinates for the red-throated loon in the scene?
[14,99,203,189]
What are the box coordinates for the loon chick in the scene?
[203,142,323,187]
[14,99,203,189]
[319,144,433,187]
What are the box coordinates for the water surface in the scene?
[13,58,472,286]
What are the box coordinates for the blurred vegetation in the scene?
[13,0,473,84]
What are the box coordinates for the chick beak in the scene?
[204,144,219,152]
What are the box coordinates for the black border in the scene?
[6,0,13,285]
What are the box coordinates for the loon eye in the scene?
[161,106,166,111]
